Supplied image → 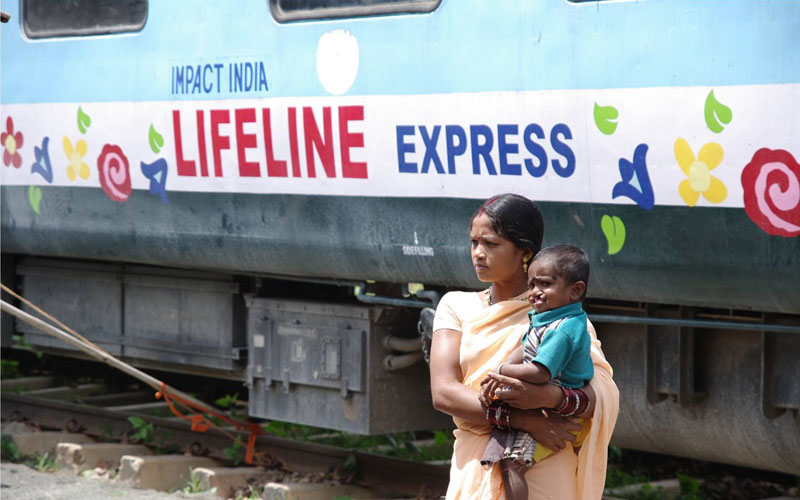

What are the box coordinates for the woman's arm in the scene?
[429,328,489,423]
[486,372,597,419]
[430,328,581,450]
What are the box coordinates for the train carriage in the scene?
[1,0,799,474]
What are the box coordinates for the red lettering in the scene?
[339,105,367,179]
[288,107,301,177]
[196,110,209,177]
[235,108,260,177]
[172,110,196,176]
[303,107,335,178]
[262,108,287,177]
[210,109,230,177]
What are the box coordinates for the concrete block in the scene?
[1,431,93,456]
[262,481,379,500]
[191,467,262,498]
[56,442,153,473]
[605,478,685,500]
[0,421,37,434]
[1,376,56,392]
[117,454,220,492]
[25,383,108,401]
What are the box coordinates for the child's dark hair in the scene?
[534,244,590,299]
[471,194,544,255]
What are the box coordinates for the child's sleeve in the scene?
[532,329,575,380]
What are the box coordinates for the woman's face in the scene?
[470,214,527,283]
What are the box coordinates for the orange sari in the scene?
[434,291,619,500]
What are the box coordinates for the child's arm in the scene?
[479,346,525,404]
[498,360,551,384]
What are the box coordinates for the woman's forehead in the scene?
[470,214,500,237]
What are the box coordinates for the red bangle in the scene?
[553,386,588,417]
[486,400,512,430]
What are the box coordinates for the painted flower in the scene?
[63,136,90,180]
[674,138,727,206]
[741,148,800,237]
[2,116,24,168]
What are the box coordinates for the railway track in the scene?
[2,373,797,500]
[1,378,449,499]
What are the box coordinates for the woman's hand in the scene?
[478,374,502,407]
[512,410,582,451]
[485,372,560,410]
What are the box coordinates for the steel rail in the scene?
[1,392,448,497]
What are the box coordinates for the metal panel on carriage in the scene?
[122,266,246,372]
[16,258,124,355]
[246,297,450,434]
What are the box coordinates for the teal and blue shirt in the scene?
[522,302,593,388]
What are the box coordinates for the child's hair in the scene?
[533,244,590,300]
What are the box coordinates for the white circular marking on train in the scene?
[316,29,359,95]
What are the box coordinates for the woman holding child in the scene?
[429,194,619,499]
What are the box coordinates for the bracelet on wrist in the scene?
[486,399,512,430]
[553,385,589,417]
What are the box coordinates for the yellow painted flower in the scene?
[63,137,90,181]
[674,138,727,206]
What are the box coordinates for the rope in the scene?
[156,382,264,464]
[1,282,264,464]
[2,283,96,348]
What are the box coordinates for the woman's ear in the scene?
[523,249,534,263]
[570,281,586,301]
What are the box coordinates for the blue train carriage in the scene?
[1,0,799,473]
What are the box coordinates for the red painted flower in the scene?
[97,144,132,202]
[741,148,800,237]
[1,116,24,168]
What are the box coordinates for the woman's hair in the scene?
[471,193,544,254]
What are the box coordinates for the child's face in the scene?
[526,258,583,313]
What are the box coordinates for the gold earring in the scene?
[522,257,530,274]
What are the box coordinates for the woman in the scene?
[429,194,619,500]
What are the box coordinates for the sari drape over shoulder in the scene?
[433,291,619,500]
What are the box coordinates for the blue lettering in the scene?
[234,63,243,92]
[203,64,213,93]
[445,125,466,174]
[245,63,253,91]
[184,65,193,94]
[191,65,202,94]
[470,125,496,175]
[396,126,417,173]
[523,123,547,177]
[497,124,521,175]
[215,63,224,92]
[550,123,575,177]
[258,62,269,91]
[419,125,444,174]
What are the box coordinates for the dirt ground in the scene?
[0,462,220,500]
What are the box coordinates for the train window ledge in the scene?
[270,0,441,23]
[22,0,147,39]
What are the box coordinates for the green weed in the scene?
[31,451,57,472]
[127,416,155,443]
[677,473,703,500]
[182,468,216,495]
[1,436,22,462]
[234,485,262,500]
[1,358,21,378]
[223,436,244,466]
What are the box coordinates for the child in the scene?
[480,244,594,500]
